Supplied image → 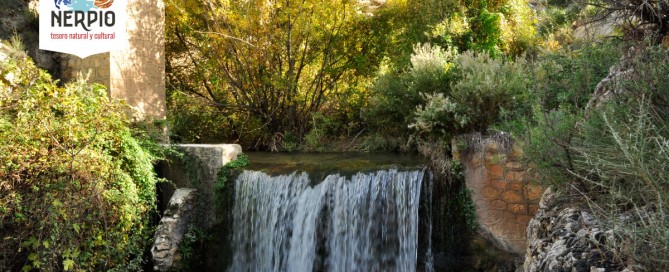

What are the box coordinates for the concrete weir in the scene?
[152,144,242,271]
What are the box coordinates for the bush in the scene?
[507,41,622,186]
[367,44,531,145]
[0,42,162,271]
[365,44,457,141]
[514,44,669,270]
[411,51,531,140]
[167,90,241,144]
[427,0,538,56]
[567,47,669,270]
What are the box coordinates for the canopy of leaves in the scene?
[166,0,386,149]
[165,0,539,150]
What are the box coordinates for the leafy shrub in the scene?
[515,43,668,270]
[427,0,537,56]
[167,90,242,144]
[567,47,669,270]
[508,41,621,185]
[368,44,531,145]
[0,42,162,271]
[366,44,457,140]
[215,154,250,190]
[411,51,531,140]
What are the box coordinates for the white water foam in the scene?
[229,169,425,272]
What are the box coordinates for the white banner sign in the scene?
[39,0,129,58]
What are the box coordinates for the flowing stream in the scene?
[229,167,429,272]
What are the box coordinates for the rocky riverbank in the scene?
[522,187,637,272]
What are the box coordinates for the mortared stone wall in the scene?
[454,135,543,254]
[60,0,165,121]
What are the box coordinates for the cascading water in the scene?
[229,169,426,272]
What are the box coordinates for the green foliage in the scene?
[302,113,332,152]
[410,50,531,140]
[566,47,669,270]
[510,41,668,269]
[178,225,210,270]
[0,43,162,271]
[368,0,460,67]
[536,5,579,38]
[166,0,385,149]
[164,0,541,149]
[427,0,537,56]
[276,132,299,152]
[450,160,477,231]
[366,44,457,140]
[505,41,621,185]
[534,42,621,112]
[367,44,531,147]
[215,154,250,191]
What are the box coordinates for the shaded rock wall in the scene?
[152,144,241,271]
[59,0,166,121]
[60,53,111,87]
[109,0,166,120]
[454,135,543,254]
[0,0,61,77]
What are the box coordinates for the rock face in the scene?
[152,188,198,272]
[0,0,61,76]
[523,188,628,272]
[454,133,543,254]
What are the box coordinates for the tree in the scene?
[586,0,669,41]
[166,0,385,149]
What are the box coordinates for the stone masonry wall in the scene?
[60,0,165,120]
[454,136,543,254]
[110,0,166,120]
[60,53,111,88]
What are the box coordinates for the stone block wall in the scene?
[110,0,166,120]
[60,53,111,88]
[454,135,543,254]
[59,0,165,121]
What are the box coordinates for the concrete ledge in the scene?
[175,144,242,166]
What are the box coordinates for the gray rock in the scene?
[152,188,198,272]
[523,190,632,272]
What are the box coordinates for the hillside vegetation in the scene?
[165,0,669,270]
[0,40,164,271]
[0,0,667,270]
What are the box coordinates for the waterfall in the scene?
[229,169,426,272]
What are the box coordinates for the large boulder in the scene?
[523,188,632,272]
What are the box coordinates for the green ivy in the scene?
[215,154,249,191]
[450,160,477,231]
